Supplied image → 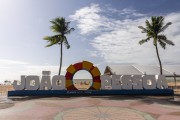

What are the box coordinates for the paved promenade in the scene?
[0,96,180,120]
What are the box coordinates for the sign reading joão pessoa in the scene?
[9,61,173,96]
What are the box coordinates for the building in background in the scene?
[104,65,180,92]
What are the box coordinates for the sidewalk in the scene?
[0,96,179,120]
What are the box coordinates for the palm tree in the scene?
[138,16,174,75]
[43,17,74,75]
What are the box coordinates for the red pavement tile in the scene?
[131,104,180,115]
[158,115,180,120]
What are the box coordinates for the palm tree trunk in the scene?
[58,43,63,75]
[155,45,163,75]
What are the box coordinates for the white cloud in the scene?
[0,59,100,83]
[21,65,67,76]
[89,51,100,57]
[70,4,108,34]
[70,4,180,65]
[0,59,67,83]
[0,59,28,65]
[110,8,145,17]
[161,12,180,64]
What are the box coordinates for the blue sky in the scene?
[0,0,180,82]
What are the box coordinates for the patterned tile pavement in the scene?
[55,107,153,120]
[0,96,180,120]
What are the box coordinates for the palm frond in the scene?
[151,16,156,26]
[157,16,164,25]
[138,26,148,33]
[162,39,174,46]
[139,37,151,45]
[50,25,61,33]
[65,28,75,34]
[63,36,70,49]
[159,22,172,33]
[43,35,63,47]
[65,21,70,28]
[145,20,153,30]
[43,36,53,40]
[50,20,60,27]
[43,35,59,40]
[43,17,74,48]
[46,42,56,47]
[50,17,65,33]
[158,40,166,49]
[156,16,164,33]
[158,35,174,46]
[46,39,59,47]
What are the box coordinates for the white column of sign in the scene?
[156,75,168,89]
[121,75,132,90]
[40,71,52,90]
[143,75,156,89]
[52,75,66,90]
[112,75,122,90]
[13,76,26,90]
[132,75,143,89]
[100,75,112,89]
[26,76,40,90]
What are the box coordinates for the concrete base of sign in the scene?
[8,89,174,96]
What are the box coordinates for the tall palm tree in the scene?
[43,17,74,75]
[138,16,174,75]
